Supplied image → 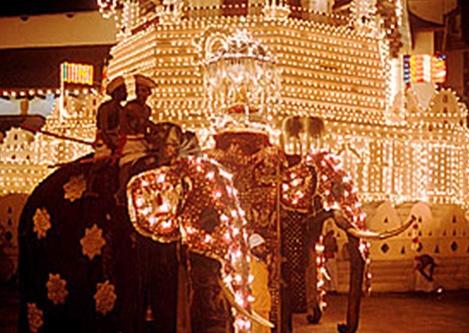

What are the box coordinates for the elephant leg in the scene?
[305,243,322,324]
[304,211,329,324]
[139,239,179,333]
[190,254,234,333]
[338,236,365,333]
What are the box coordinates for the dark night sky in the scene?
[0,0,97,17]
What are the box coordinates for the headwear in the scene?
[249,233,266,249]
[134,74,157,89]
[105,76,126,95]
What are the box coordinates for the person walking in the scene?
[249,233,272,333]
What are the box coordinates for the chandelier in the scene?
[197,29,281,123]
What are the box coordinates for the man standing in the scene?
[415,254,438,293]
[249,233,272,333]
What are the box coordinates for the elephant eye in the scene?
[155,193,163,206]
[199,207,220,233]
[331,181,345,199]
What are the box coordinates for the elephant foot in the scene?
[306,305,322,324]
[337,323,347,333]
[338,323,358,333]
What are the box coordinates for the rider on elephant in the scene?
[129,74,155,115]
[119,74,158,162]
[85,76,127,197]
[115,75,158,205]
[96,76,127,156]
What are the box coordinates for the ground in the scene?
[1,280,468,332]
[293,291,469,332]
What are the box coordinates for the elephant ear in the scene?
[305,150,366,229]
[175,157,253,329]
[176,157,249,270]
[306,150,374,294]
[127,165,183,243]
[128,156,253,329]
[281,162,318,212]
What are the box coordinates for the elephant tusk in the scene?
[346,215,416,240]
[218,278,275,328]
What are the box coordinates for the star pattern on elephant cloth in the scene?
[27,303,44,333]
[33,207,51,240]
[46,273,69,305]
[80,224,106,260]
[63,174,86,202]
[94,280,117,315]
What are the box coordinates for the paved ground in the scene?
[2,280,468,332]
[293,291,469,332]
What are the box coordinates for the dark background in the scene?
[0,0,97,17]
[1,0,468,45]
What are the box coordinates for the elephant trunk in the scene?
[338,213,416,241]
[338,236,365,333]
[218,278,274,329]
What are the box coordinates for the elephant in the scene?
[126,123,414,333]
[17,123,268,333]
[18,120,412,333]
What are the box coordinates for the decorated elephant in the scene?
[18,118,412,333]
[18,123,270,333]
[126,119,414,333]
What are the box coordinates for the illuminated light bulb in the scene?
[291,178,302,187]
[224,275,233,285]
[219,169,233,180]
[135,196,145,208]
[149,216,157,226]
[206,171,215,180]
[315,243,324,252]
[330,202,340,210]
[235,293,244,306]
[156,173,166,184]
